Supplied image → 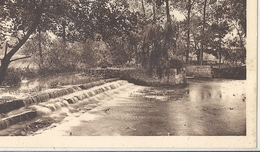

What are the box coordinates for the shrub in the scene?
[3,68,22,86]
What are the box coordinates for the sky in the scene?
[171,9,185,21]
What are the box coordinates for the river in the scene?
[31,78,246,136]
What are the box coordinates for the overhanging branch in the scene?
[6,0,45,60]
[10,56,31,63]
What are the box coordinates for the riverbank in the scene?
[78,68,187,87]
[212,66,246,80]
[185,65,246,80]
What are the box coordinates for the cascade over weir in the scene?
[0,78,129,130]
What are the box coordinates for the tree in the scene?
[199,0,207,65]
[226,0,246,36]
[20,31,51,69]
[205,21,230,67]
[0,1,132,84]
[172,0,198,64]
[137,0,181,79]
[190,0,209,64]
[0,0,92,84]
[185,0,192,64]
[225,37,245,65]
[0,0,46,84]
[0,0,246,85]
[225,0,246,64]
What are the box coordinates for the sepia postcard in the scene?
[0,0,257,150]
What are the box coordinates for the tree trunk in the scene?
[62,20,66,45]
[164,0,171,77]
[38,26,43,67]
[176,23,179,50]
[0,0,45,85]
[141,0,146,16]
[237,27,246,64]
[4,42,8,56]
[62,20,68,54]
[152,0,156,23]
[141,37,147,68]
[186,0,192,64]
[0,58,10,85]
[165,0,170,22]
[200,0,207,65]
[219,51,221,69]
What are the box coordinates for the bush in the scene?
[3,68,22,86]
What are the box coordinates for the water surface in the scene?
[63,79,246,136]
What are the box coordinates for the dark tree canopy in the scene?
[0,0,247,85]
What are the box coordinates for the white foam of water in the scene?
[34,113,100,136]
[144,95,168,101]
[35,84,144,136]
[25,80,127,115]
[0,92,25,100]
[30,105,52,116]
[0,80,129,132]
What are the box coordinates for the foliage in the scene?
[81,39,113,68]
[0,0,247,85]
[225,0,246,35]
[2,68,22,86]
[225,37,246,64]
[108,36,133,66]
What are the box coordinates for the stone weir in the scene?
[0,78,130,130]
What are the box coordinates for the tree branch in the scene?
[4,41,8,56]
[10,56,31,63]
[5,0,45,60]
[191,0,196,6]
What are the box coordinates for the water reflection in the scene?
[166,79,246,135]
[188,79,246,102]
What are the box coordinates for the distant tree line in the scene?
[0,0,246,85]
